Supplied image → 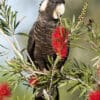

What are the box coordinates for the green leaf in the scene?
[48,56,53,65]
[72,15,76,24]
[0,44,8,49]
[1,19,8,28]
[7,6,11,16]
[14,21,20,29]
[10,11,14,27]
[3,0,6,7]
[15,32,28,37]
[7,6,11,24]
[20,48,26,53]
[71,84,81,94]
[79,88,87,97]
[14,12,17,29]
[67,82,80,92]
[2,72,9,76]
[3,27,11,33]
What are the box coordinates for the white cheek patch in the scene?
[40,0,49,11]
[53,4,65,19]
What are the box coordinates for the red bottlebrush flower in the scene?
[0,82,11,100]
[88,91,100,100]
[52,26,69,59]
[28,76,38,86]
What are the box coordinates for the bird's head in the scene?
[39,0,65,21]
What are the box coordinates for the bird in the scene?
[27,0,67,71]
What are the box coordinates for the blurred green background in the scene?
[0,0,100,100]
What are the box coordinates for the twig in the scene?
[49,56,60,93]
[25,68,48,75]
[43,89,50,100]
[13,35,21,51]
[26,51,37,70]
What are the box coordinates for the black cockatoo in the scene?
[27,0,68,70]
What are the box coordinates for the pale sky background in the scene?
[7,0,41,32]
[0,0,42,64]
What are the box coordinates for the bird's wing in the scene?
[27,28,35,61]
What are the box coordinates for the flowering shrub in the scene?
[0,83,11,100]
[28,76,39,87]
[88,90,100,100]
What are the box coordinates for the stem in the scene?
[43,89,51,100]
[49,56,60,93]
[12,34,37,70]
[13,35,21,51]
[26,51,37,70]
[54,56,61,67]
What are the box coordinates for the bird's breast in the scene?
[34,28,55,55]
